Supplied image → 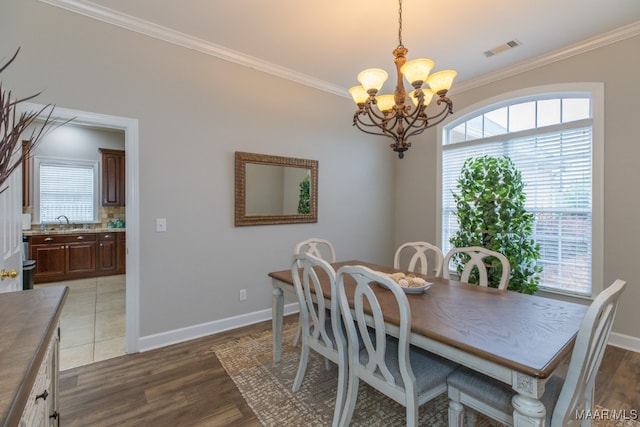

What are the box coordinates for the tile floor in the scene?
[37,274,126,370]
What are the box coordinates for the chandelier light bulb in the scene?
[427,70,458,94]
[409,88,435,107]
[357,68,388,93]
[375,94,396,113]
[349,86,369,105]
[400,58,435,86]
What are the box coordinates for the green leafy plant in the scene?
[450,155,542,294]
[297,175,310,214]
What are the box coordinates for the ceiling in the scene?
[42,0,640,96]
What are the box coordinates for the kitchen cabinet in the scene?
[117,231,126,274]
[100,148,125,206]
[31,234,97,283]
[97,232,117,274]
[29,231,125,283]
[0,286,67,426]
[19,330,59,427]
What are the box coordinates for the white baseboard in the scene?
[138,302,299,352]
[609,332,640,353]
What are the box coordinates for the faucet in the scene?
[56,215,70,229]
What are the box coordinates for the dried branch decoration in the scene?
[0,48,67,193]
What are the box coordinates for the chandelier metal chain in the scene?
[349,0,456,159]
[398,0,403,47]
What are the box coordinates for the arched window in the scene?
[439,84,603,297]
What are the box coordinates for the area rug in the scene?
[212,324,638,427]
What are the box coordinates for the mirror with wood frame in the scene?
[234,151,318,226]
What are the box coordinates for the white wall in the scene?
[1,1,395,341]
[395,35,640,345]
[33,125,124,161]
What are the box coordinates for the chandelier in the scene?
[349,0,456,159]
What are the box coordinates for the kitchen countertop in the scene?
[23,227,126,236]
[0,286,68,426]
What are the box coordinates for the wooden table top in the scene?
[269,260,589,379]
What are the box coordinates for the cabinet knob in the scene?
[44,237,53,241]
[77,235,84,240]
[35,389,49,401]
[0,269,18,280]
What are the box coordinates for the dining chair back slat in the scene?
[337,265,457,427]
[294,238,336,265]
[292,238,337,346]
[394,241,444,277]
[443,246,510,290]
[291,253,346,427]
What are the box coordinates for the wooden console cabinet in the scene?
[0,286,67,426]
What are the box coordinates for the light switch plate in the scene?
[156,218,167,232]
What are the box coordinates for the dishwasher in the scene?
[22,236,36,290]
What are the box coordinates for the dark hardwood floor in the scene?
[60,314,639,426]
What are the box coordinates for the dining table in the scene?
[268,260,589,427]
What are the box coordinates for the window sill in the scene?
[535,288,592,306]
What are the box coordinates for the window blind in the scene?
[40,164,95,223]
[442,126,592,295]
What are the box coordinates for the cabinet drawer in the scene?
[31,234,96,244]
[97,232,117,241]
[19,332,55,426]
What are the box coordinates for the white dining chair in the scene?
[294,237,336,266]
[291,253,346,427]
[394,241,444,276]
[292,238,337,346]
[443,246,510,290]
[447,279,627,427]
[336,265,458,427]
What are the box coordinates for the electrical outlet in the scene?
[239,289,247,301]
[155,218,167,232]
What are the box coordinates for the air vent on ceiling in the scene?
[484,39,521,57]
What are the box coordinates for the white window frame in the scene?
[436,83,604,299]
[33,156,100,225]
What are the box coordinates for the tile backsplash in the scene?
[23,206,126,230]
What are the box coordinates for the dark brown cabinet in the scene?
[97,232,118,274]
[30,232,126,283]
[100,148,125,206]
[31,234,96,283]
[116,232,126,274]
[30,240,65,282]
[66,238,97,278]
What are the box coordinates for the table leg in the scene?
[512,393,546,426]
[272,284,284,363]
[511,371,547,426]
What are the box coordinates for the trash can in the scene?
[22,260,36,290]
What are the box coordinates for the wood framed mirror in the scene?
[234,151,318,226]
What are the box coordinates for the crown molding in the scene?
[37,0,346,97]
[453,20,640,94]
[39,1,640,98]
